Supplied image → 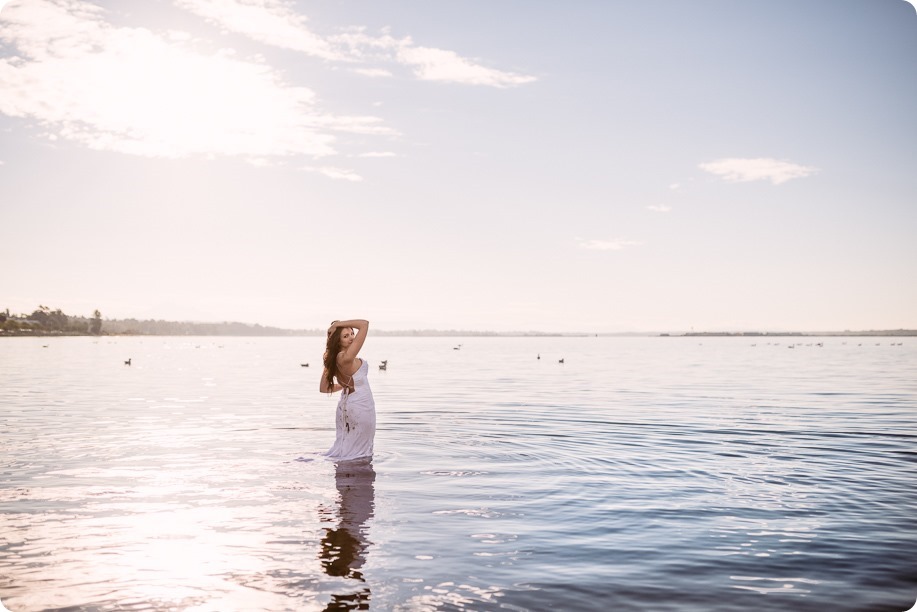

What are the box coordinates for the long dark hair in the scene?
[323,325,349,392]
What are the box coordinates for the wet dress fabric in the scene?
[323,359,376,460]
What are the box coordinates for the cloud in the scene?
[396,45,536,88]
[174,0,536,87]
[646,205,671,213]
[576,238,643,251]
[0,0,392,161]
[303,165,363,182]
[352,68,393,78]
[357,151,397,158]
[699,157,817,185]
[173,0,342,60]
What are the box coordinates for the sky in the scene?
[1,0,916,333]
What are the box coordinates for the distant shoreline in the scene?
[3,307,914,338]
[2,327,915,338]
[669,330,917,337]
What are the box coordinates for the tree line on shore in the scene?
[7,306,911,338]
[0,306,568,337]
[1,308,559,337]
[0,306,314,336]
[1,306,102,335]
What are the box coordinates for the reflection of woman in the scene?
[320,460,375,610]
[320,320,376,460]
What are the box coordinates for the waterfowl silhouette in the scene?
[124,358,132,365]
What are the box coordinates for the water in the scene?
[1,335,915,611]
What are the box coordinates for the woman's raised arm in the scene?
[329,319,369,363]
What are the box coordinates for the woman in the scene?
[320,319,376,460]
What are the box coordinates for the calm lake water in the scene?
[1,335,915,611]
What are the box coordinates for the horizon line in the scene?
[3,310,914,337]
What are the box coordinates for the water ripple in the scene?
[1,336,915,611]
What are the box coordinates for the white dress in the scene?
[324,359,376,460]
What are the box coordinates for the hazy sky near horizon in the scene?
[1,0,915,332]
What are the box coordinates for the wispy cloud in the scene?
[352,68,393,78]
[173,0,342,60]
[0,0,392,161]
[174,0,536,87]
[303,165,363,182]
[396,44,536,88]
[576,238,643,251]
[699,157,817,185]
[357,151,397,158]
[647,205,671,213]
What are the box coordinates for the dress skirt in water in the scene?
[323,360,376,460]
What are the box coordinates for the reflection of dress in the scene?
[321,460,375,578]
[320,460,375,609]
[324,360,376,460]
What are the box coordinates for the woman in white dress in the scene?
[320,319,376,460]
